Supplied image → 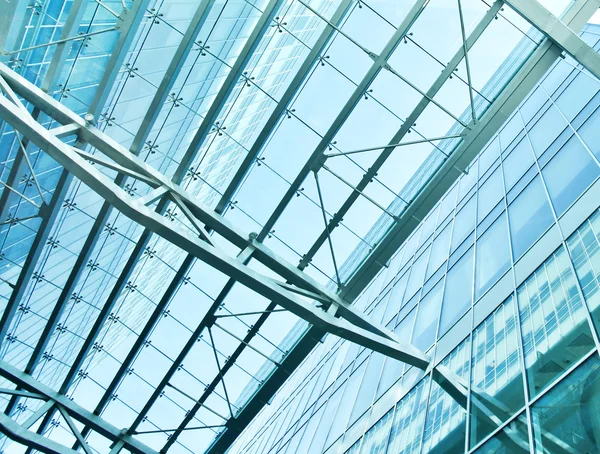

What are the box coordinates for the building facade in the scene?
[228,23,600,454]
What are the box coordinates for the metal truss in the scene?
[0,358,157,454]
[0,0,599,452]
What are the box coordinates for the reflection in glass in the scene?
[518,246,595,398]
[567,209,600,331]
[476,213,511,299]
[451,196,476,253]
[541,135,599,216]
[421,338,470,453]
[473,413,530,453]
[439,247,473,336]
[386,377,430,454]
[502,137,534,190]
[531,353,600,453]
[508,176,554,259]
[470,296,525,448]
[359,409,393,454]
[412,280,443,351]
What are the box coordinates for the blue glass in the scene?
[502,137,534,190]
[475,213,510,299]
[404,246,430,302]
[425,222,452,280]
[451,195,476,253]
[412,280,443,351]
[439,247,473,336]
[555,71,600,121]
[508,176,554,259]
[577,106,600,160]
[477,167,503,223]
[542,135,599,216]
[527,102,568,157]
[531,354,600,453]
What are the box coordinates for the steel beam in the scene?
[0,359,158,454]
[505,0,600,80]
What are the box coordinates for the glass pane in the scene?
[475,212,511,299]
[542,135,599,216]
[426,223,452,281]
[578,106,600,161]
[502,137,534,191]
[518,246,595,398]
[473,414,530,453]
[508,176,554,259]
[451,195,476,253]
[412,280,444,351]
[527,102,568,157]
[470,296,525,448]
[439,247,474,336]
[531,353,600,454]
[477,168,503,223]
[404,247,431,302]
[567,210,600,332]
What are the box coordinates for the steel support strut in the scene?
[0,359,157,454]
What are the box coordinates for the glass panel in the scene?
[451,195,476,253]
[531,353,600,454]
[426,222,452,281]
[358,407,393,454]
[470,296,525,448]
[508,176,554,259]
[386,377,430,454]
[527,102,568,157]
[501,137,533,192]
[577,106,600,161]
[473,414,530,453]
[439,247,473,336]
[567,210,600,332]
[477,167,503,223]
[475,213,511,299]
[404,247,431,302]
[412,280,444,351]
[517,246,595,398]
[541,135,599,216]
[421,337,470,453]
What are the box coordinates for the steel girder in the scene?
[0,58,520,454]
[0,358,158,454]
[207,0,600,451]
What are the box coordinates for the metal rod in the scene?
[207,328,235,419]
[324,134,465,158]
[321,164,399,219]
[14,132,45,203]
[165,383,229,421]
[133,425,225,435]
[3,27,118,56]
[214,308,287,318]
[94,0,121,18]
[213,323,278,365]
[0,178,41,208]
[313,170,342,289]
[457,0,477,121]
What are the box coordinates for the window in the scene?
[531,354,600,453]
[439,247,473,336]
[425,222,452,280]
[404,247,430,302]
[475,213,510,299]
[502,137,534,190]
[470,296,524,447]
[517,247,595,398]
[527,102,567,157]
[542,135,599,216]
[578,107,600,160]
[555,72,600,121]
[508,176,554,259]
[451,195,476,252]
[477,167,503,223]
[412,280,443,351]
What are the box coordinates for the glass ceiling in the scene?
[0,0,586,452]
